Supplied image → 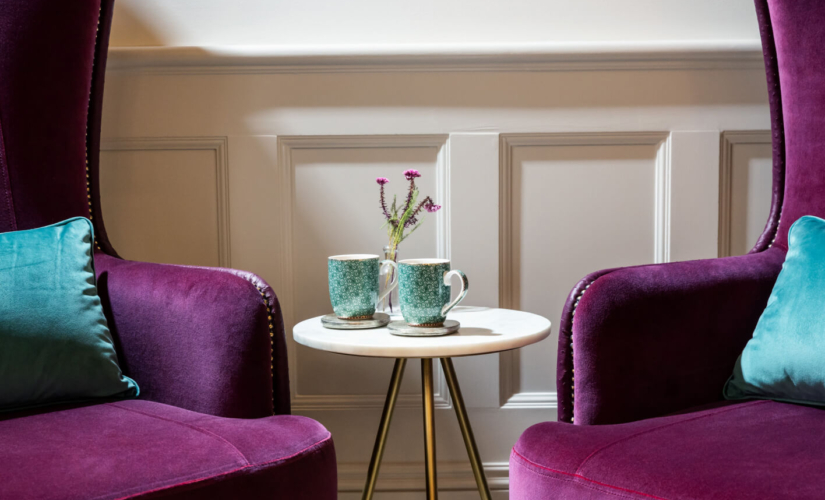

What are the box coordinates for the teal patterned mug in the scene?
[398,259,469,327]
[328,254,398,319]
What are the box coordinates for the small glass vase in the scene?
[379,245,400,315]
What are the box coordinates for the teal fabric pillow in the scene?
[0,217,138,411]
[724,215,825,406]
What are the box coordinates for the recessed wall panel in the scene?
[292,146,440,397]
[729,143,773,256]
[506,139,662,396]
[100,148,221,267]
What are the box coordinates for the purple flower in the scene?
[404,196,438,227]
[404,169,421,181]
[376,177,390,185]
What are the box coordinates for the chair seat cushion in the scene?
[511,400,825,499]
[0,400,336,499]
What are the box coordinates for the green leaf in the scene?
[400,216,425,242]
[398,188,419,227]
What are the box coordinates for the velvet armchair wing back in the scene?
[0,0,290,418]
[0,1,108,238]
[557,0,825,425]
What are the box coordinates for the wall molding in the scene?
[499,390,558,409]
[276,134,452,411]
[107,41,764,75]
[338,461,509,492]
[498,132,672,408]
[718,130,772,258]
[653,134,673,264]
[99,136,231,267]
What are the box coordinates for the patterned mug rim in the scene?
[398,258,449,266]
[329,254,380,261]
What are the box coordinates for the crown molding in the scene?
[107,40,764,75]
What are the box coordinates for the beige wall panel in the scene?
[719,132,773,257]
[504,140,661,399]
[100,148,222,267]
[729,144,773,256]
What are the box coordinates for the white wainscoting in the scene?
[99,45,772,498]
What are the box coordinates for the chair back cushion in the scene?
[0,217,137,411]
[764,0,825,249]
[0,0,116,252]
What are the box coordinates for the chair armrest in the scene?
[557,248,784,425]
[94,253,289,418]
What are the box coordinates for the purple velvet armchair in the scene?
[0,2,336,498]
[511,1,825,498]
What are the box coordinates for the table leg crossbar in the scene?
[361,357,493,500]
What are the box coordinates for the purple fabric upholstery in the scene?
[0,1,99,232]
[567,249,783,425]
[0,400,336,500]
[766,0,825,251]
[751,0,785,255]
[96,253,290,418]
[511,401,825,500]
[0,0,333,497]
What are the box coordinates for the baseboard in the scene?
[338,461,510,492]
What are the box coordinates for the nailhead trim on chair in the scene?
[254,284,277,415]
[768,215,781,248]
[569,282,592,424]
[85,3,102,251]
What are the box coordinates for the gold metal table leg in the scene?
[422,358,438,499]
[441,358,492,500]
[362,358,407,500]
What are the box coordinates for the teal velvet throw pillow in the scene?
[0,217,138,411]
[724,215,825,406]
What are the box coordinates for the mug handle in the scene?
[441,269,469,316]
[376,260,399,306]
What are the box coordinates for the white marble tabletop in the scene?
[293,306,552,358]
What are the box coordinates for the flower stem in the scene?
[379,184,394,223]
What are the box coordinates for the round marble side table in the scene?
[293,306,552,500]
